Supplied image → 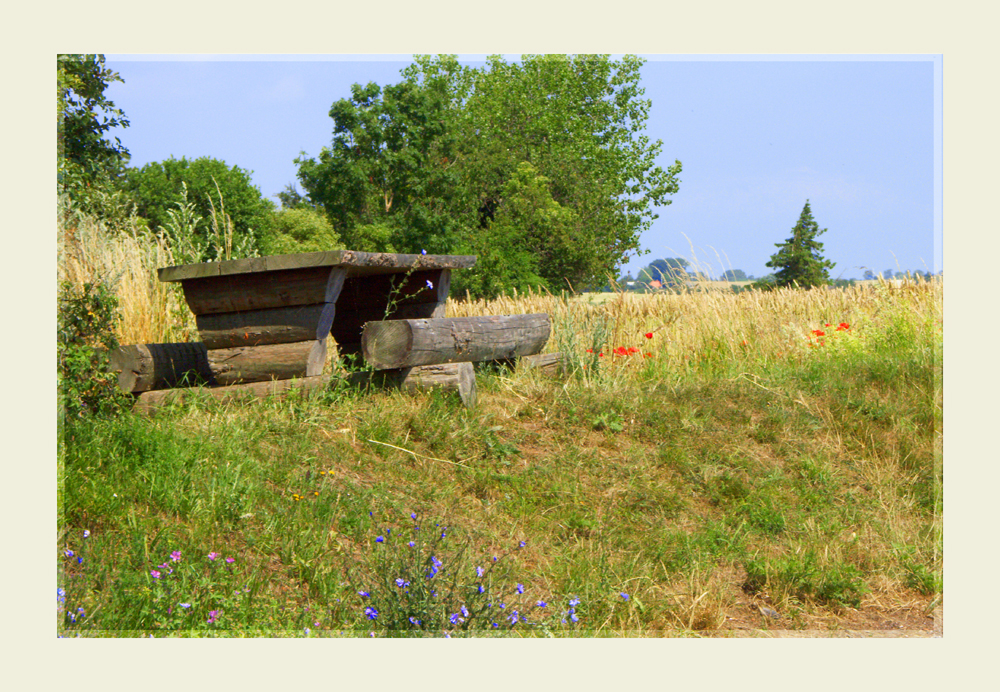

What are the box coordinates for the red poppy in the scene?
[837,323,850,331]
[614,346,629,357]
[598,352,604,357]
[627,346,640,354]
[586,348,593,353]
[644,352,652,358]
[644,332,653,339]
[812,329,826,337]
[825,323,832,327]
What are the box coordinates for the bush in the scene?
[264,208,344,255]
[58,281,129,420]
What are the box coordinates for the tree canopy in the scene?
[122,156,275,257]
[765,200,835,289]
[295,54,682,298]
[57,54,131,205]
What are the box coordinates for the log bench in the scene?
[116,250,565,412]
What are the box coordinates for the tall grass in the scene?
[57,203,943,637]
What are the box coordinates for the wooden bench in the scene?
[112,250,563,411]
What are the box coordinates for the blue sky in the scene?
[104,54,941,281]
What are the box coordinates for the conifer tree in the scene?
[765,200,835,288]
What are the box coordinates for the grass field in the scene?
[57,210,943,637]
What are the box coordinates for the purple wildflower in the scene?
[516,583,524,594]
[620,592,630,601]
[150,570,161,579]
[364,606,379,620]
[208,610,218,624]
[170,551,182,562]
[208,552,219,561]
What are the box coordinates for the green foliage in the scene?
[57,54,131,212]
[123,156,275,260]
[765,200,835,288]
[264,207,344,255]
[296,54,682,298]
[57,281,128,420]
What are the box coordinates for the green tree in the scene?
[295,54,681,298]
[122,156,275,259]
[57,54,131,207]
[721,269,748,281]
[265,207,344,255]
[765,200,835,288]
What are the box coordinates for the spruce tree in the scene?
[765,200,835,288]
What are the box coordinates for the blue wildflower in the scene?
[620,592,630,601]
[375,536,384,543]
[516,583,524,594]
[364,606,379,620]
[476,566,484,577]
[536,601,547,608]
[358,591,370,598]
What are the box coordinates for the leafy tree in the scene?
[57,54,131,207]
[122,156,275,259]
[295,54,681,298]
[765,200,835,288]
[721,269,748,281]
[265,208,344,255]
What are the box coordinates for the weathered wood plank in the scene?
[158,250,476,283]
[207,340,326,386]
[109,342,215,393]
[133,375,333,414]
[132,362,476,413]
[180,266,333,315]
[196,304,328,349]
[362,314,551,370]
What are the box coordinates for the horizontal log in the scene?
[110,340,327,392]
[133,375,333,414]
[109,342,215,393]
[158,250,476,283]
[362,314,551,370]
[181,266,347,316]
[196,304,334,349]
[132,362,476,413]
[207,340,326,387]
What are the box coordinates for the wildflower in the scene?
[358,591,370,598]
[620,592,630,601]
[421,249,427,255]
[170,551,182,562]
[645,332,653,339]
[208,552,219,561]
[516,583,524,594]
[586,348,593,353]
[395,578,410,588]
[519,541,526,548]
[598,352,604,357]
[376,536,384,543]
[150,570,161,579]
[614,346,628,357]
[364,606,379,620]
[409,616,422,626]
[225,557,235,564]
[508,610,519,625]
[304,628,310,636]
[83,530,90,538]
[411,513,417,520]
[426,280,434,290]
[536,601,547,608]
[64,549,74,558]
[461,605,470,618]
[476,566,484,578]
[478,584,485,594]
[57,588,66,604]
[449,613,462,624]
[208,610,218,624]
[812,329,825,337]
[570,612,579,622]
[837,322,850,331]
[408,541,416,548]
[569,598,580,607]
[644,352,652,358]
[179,603,191,609]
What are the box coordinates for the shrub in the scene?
[57,281,129,420]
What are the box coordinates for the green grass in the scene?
[57,284,943,637]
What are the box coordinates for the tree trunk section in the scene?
[345,362,476,408]
[109,342,215,393]
[362,314,550,370]
[206,340,326,386]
